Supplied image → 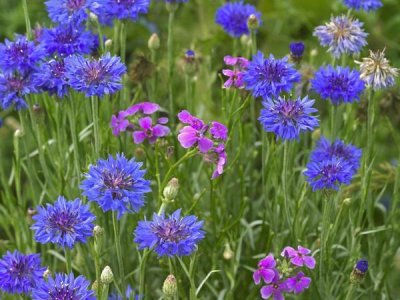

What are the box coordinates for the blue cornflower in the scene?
[0,35,44,74]
[344,0,382,11]
[45,0,99,24]
[65,53,126,97]
[109,285,141,300]
[215,1,261,38]
[33,58,69,98]
[311,65,365,105]
[313,15,367,58]
[0,251,45,295]
[243,51,301,99]
[0,72,36,110]
[259,96,319,140]
[311,137,362,174]
[94,0,150,26]
[304,157,353,191]
[31,196,96,249]
[355,259,368,273]
[32,273,95,300]
[134,209,205,257]
[80,153,151,218]
[40,22,98,57]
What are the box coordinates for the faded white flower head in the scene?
[355,49,399,90]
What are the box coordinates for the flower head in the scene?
[0,251,45,294]
[125,102,160,115]
[206,144,227,180]
[311,66,365,105]
[0,35,44,74]
[33,58,69,98]
[260,277,290,300]
[32,273,95,299]
[355,259,368,273]
[355,49,399,90]
[80,153,151,218]
[259,96,319,140]
[281,246,316,269]
[313,15,368,58]
[304,157,353,191]
[290,42,305,58]
[31,196,95,248]
[0,72,36,110]
[94,0,150,25]
[45,0,99,24]
[343,0,382,11]
[350,259,368,284]
[65,53,126,97]
[285,272,311,294]
[111,110,131,135]
[134,209,205,257]
[40,23,98,57]
[222,55,249,89]
[133,116,170,144]
[244,52,301,99]
[215,1,261,38]
[253,254,278,285]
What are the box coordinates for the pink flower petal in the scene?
[153,124,170,137]
[281,246,297,258]
[260,286,274,299]
[133,131,146,144]
[138,117,153,130]
[177,126,198,148]
[298,246,311,255]
[303,256,316,269]
[290,256,304,267]
[198,137,213,153]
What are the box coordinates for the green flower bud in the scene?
[247,14,259,31]
[162,274,177,298]
[148,33,160,51]
[101,266,114,285]
[163,178,179,201]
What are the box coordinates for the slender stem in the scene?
[102,284,110,300]
[91,96,100,154]
[112,212,126,300]
[319,193,333,294]
[344,284,355,300]
[188,255,197,300]
[161,150,196,190]
[94,241,102,299]
[330,104,337,138]
[138,249,150,298]
[155,144,162,203]
[65,248,72,274]
[167,10,175,120]
[150,50,157,100]
[22,0,32,39]
[282,141,292,231]
[94,18,105,53]
[68,100,80,179]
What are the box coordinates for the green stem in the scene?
[138,249,150,298]
[344,284,355,300]
[167,10,175,119]
[22,0,32,39]
[94,241,102,299]
[282,141,292,232]
[68,100,80,179]
[161,150,197,190]
[102,284,110,300]
[319,193,333,294]
[188,255,197,300]
[65,248,72,274]
[112,212,126,300]
[91,96,100,154]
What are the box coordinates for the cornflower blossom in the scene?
[243,52,301,99]
[177,110,228,179]
[31,196,95,248]
[65,53,126,97]
[80,153,151,218]
[0,35,44,74]
[355,49,399,90]
[343,0,382,11]
[281,246,316,269]
[313,15,368,58]
[289,42,305,62]
[258,96,319,140]
[134,209,205,257]
[215,1,261,38]
[0,251,45,295]
[311,66,365,105]
[94,0,150,25]
[222,55,249,89]
[45,0,99,24]
[32,273,95,299]
[0,72,36,110]
[350,259,369,284]
[40,23,98,57]
[33,58,69,98]
[311,137,362,174]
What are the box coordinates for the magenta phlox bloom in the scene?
[253,254,278,285]
[133,116,170,144]
[222,55,249,89]
[281,246,316,269]
[285,272,311,294]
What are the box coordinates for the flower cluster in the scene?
[343,0,382,11]
[259,96,319,140]
[222,55,249,89]
[80,153,151,218]
[253,246,315,299]
[45,0,98,25]
[111,101,170,144]
[313,15,368,58]
[0,251,45,295]
[31,196,96,249]
[311,65,365,105]
[177,110,228,179]
[215,1,262,38]
[134,209,205,257]
[304,137,361,191]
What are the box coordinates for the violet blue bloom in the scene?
[222,56,249,89]
[253,254,278,285]
[111,110,131,136]
[281,246,316,269]
[260,278,290,300]
[285,272,311,294]
[210,122,228,141]
[125,102,160,115]
[207,144,227,179]
[133,116,170,144]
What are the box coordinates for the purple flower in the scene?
[0,251,45,295]
[65,53,126,97]
[244,52,301,99]
[94,0,150,25]
[33,58,69,98]
[215,1,262,38]
[0,72,36,110]
[259,96,319,140]
[31,196,96,249]
[208,144,227,179]
[281,246,316,269]
[313,15,368,58]
[125,102,160,115]
[343,0,382,11]
[260,278,290,300]
[178,111,213,153]
[285,272,311,294]
[253,254,278,285]
[289,42,305,58]
[133,116,170,144]
[134,209,205,257]
[222,56,249,89]
[0,35,44,74]
[45,0,99,24]
[210,122,228,141]
[355,259,368,273]
[111,110,131,136]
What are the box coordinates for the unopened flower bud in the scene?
[163,178,179,201]
[134,147,146,159]
[343,198,351,206]
[89,12,98,22]
[93,225,104,238]
[312,129,321,141]
[101,266,114,284]
[91,280,99,291]
[310,49,318,57]
[247,14,260,31]
[289,42,305,63]
[105,39,112,50]
[148,33,160,51]
[14,129,24,138]
[43,269,51,280]
[350,259,368,284]
[223,244,234,260]
[162,274,177,298]
[166,2,179,13]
